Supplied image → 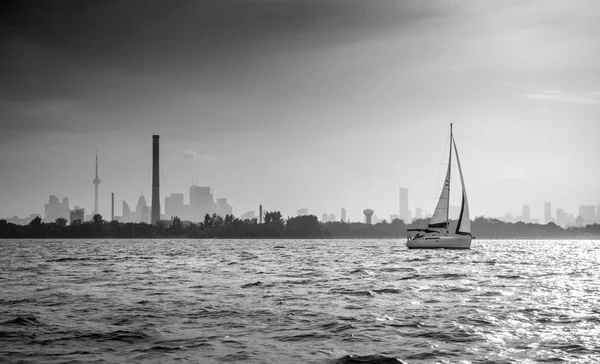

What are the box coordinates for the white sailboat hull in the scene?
[406,235,472,249]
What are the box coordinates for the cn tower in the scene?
[93,151,100,215]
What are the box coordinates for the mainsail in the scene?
[428,134,452,229]
[453,138,471,235]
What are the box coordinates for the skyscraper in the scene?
[341,208,346,221]
[165,193,186,220]
[578,205,596,223]
[70,207,84,225]
[297,208,309,216]
[44,195,70,222]
[522,205,530,223]
[216,198,233,217]
[135,194,148,223]
[93,152,100,215]
[151,135,160,224]
[189,185,215,221]
[399,187,410,220]
[556,208,567,227]
[122,200,131,223]
[544,202,552,224]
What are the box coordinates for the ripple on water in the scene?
[1,239,600,363]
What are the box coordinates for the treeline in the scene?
[0,214,599,239]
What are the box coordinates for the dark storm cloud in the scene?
[0,0,450,101]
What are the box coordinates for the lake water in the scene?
[1,239,599,363]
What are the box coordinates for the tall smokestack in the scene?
[151,135,160,224]
[259,204,263,224]
[111,192,114,221]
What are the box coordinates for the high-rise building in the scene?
[122,200,131,223]
[151,135,160,224]
[556,208,568,227]
[216,198,233,217]
[544,202,553,224]
[321,213,328,222]
[328,213,336,222]
[135,194,149,223]
[297,208,309,216]
[341,208,346,221]
[189,186,216,221]
[522,205,530,223]
[578,205,596,223]
[399,187,410,220]
[44,195,70,222]
[93,152,100,215]
[141,205,149,224]
[415,208,423,219]
[70,207,85,225]
[165,193,186,220]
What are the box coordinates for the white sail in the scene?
[428,152,451,229]
[453,138,471,235]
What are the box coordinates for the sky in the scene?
[1,0,599,222]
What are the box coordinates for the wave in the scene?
[409,329,481,343]
[3,315,43,326]
[334,354,407,364]
[47,257,109,262]
[241,281,263,288]
[399,273,469,280]
[330,288,376,297]
[79,330,151,343]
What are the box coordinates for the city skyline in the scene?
[7,175,599,228]
[2,139,600,225]
[1,1,599,222]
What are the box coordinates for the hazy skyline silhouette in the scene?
[1,1,599,222]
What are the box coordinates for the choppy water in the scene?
[1,239,600,363]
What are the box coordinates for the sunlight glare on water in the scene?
[1,239,600,363]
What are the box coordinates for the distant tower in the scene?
[93,152,100,215]
[363,208,374,224]
[341,208,347,222]
[522,205,530,223]
[399,187,410,220]
[544,201,552,224]
[111,193,114,221]
[259,205,263,224]
[151,135,160,224]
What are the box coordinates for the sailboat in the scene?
[406,123,473,249]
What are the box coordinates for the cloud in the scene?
[183,149,197,159]
[523,89,600,105]
[183,149,220,164]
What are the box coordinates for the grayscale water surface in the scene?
[1,239,599,363]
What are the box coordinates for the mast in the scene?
[447,123,453,228]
